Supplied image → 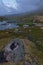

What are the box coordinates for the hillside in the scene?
[0,14,43,23]
[0,25,43,65]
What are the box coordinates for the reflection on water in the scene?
[0,21,18,30]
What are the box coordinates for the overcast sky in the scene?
[0,0,41,15]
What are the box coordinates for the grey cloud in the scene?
[0,0,40,15]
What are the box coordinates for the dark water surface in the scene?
[0,21,18,30]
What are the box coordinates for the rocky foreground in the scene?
[0,39,39,65]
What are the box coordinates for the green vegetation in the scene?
[0,26,43,52]
[0,15,43,23]
[0,26,43,65]
[0,15,43,65]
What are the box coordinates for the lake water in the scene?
[0,21,18,30]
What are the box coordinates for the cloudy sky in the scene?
[0,0,41,15]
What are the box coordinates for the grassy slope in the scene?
[0,26,43,65]
[0,15,43,23]
[0,15,43,65]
